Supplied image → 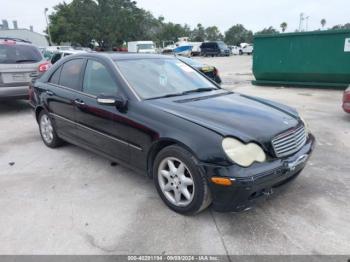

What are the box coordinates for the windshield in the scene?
[218,42,228,49]
[115,58,218,99]
[0,44,42,64]
[137,44,154,50]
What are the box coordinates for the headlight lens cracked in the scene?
[222,137,266,167]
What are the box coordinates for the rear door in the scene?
[74,58,130,163]
[45,58,85,141]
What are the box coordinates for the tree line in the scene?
[48,0,349,49]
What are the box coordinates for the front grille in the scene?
[272,125,307,158]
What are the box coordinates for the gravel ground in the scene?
[0,55,349,255]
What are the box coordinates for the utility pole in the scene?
[44,8,52,46]
[299,13,304,32]
[305,16,310,31]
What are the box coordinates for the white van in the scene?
[230,46,241,55]
[240,43,253,55]
[127,41,156,54]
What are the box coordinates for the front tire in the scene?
[153,145,212,215]
[38,111,63,148]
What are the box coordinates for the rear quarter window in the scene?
[0,44,42,64]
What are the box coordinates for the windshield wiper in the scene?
[146,93,184,100]
[146,88,217,100]
[181,87,217,95]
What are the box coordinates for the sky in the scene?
[0,0,349,34]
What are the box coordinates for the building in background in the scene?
[0,19,49,47]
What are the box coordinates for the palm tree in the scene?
[321,19,327,29]
[280,22,287,32]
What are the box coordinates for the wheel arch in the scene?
[35,106,45,123]
[146,138,199,178]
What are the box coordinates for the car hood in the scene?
[147,91,300,148]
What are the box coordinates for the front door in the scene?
[74,59,130,163]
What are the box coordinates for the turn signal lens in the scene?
[211,177,233,186]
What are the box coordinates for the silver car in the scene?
[0,38,49,100]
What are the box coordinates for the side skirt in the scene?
[58,132,147,177]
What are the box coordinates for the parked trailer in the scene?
[252,30,350,89]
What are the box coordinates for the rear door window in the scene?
[0,43,42,64]
[49,67,62,85]
[59,59,85,91]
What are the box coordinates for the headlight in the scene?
[222,137,266,167]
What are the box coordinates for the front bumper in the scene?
[202,133,316,212]
[0,85,29,100]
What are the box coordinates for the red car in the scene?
[343,87,350,113]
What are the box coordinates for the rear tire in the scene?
[153,145,212,215]
[38,111,63,148]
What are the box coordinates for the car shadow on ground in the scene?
[341,113,350,121]
[63,141,299,219]
[0,100,31,114]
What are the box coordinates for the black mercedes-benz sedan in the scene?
[29,53,315,215]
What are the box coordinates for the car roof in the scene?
[202,41,223,44]
[77,52,176,61]
[54,49,87,54]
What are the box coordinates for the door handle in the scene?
[74,99,85,105]
[46,90,54,96]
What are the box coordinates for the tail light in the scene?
[343,88,350,102]
[38,62,51,73]
[342,86,350,113]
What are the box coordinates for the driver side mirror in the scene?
[97,95,128,112]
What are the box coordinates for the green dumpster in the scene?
[252,29,350,89]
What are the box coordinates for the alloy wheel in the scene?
[158,157,195,207]
[40,114,54,144]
